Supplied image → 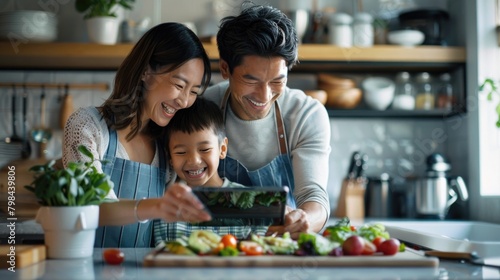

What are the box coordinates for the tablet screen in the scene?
[192,186,288,226]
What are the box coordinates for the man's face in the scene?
[221,55,288,120]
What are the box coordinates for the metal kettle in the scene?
[415,153,468,219]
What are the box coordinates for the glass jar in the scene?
[353,13,374,47]
[392,72,415,110]
[328,13,353,47]
[415,72,435,110]
[436,73,454,110]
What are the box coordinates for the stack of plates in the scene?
[0,10,58,42]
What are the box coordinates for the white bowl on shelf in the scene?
[361,77,395,111]
[387,30,425,46]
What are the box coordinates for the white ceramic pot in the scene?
[362,77,395,111]
[86,17,120,45]
[36,205,99,258]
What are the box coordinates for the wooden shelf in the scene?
[326,108,466,118]
[0,42,465,70]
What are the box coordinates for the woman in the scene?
[63,22,212,247]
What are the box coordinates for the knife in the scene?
[346,151,361,179]
[355,153,368,182]
[424,251,500,268]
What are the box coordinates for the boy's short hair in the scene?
[165,98,226,147]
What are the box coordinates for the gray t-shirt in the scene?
[203,81,331,218]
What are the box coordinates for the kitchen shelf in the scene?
[326,108,465,118]
[0,42,465,70]
[0,42,467,120]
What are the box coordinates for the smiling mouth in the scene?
[247,98,267,107]
[161,102,176,114]
[186,168,205,176]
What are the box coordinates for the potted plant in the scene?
[479,78,500,128]
[25,145,113,259]
[75,0,135,45]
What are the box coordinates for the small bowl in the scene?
[323,87,363,109]
[318,73,356,89]
[361,77,395,111]
[304,90,328,105]
[387,30,425,46]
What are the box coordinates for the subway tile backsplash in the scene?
[0,70,461,213]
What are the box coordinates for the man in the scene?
[204,4,331,239]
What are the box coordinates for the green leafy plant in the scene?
[75,0,135,19]
[479,78,500,128]
[25,145,113,206]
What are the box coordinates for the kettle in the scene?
[415,153,468,219]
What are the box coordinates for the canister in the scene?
[328,13,353,47]
[353,13,374,47]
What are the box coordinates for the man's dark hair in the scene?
[165,98,226,147]
[216,2,298,74]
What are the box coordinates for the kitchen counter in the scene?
[1,248,498,280]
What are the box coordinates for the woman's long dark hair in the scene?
[100,22,211,140]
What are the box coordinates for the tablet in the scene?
[192,186,289,227]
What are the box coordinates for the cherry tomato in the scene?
[239,241,264,256]
[342,235,364,256]
[350,225,357,231]
[212,242,225,254]
[103,248,125,265]
[379,238,400,256]
[322,229,331,238]
[372,236,386,252]
[221,234,238,249]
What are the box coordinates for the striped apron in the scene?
[94,129,167,247]
[218,90,297,208]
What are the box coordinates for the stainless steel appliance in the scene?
[415,153,468,219]
[365,173,391,218]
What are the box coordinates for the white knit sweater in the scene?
[62,107,163,199]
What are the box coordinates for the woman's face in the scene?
[142,58,205,127]
[169,128,228,187]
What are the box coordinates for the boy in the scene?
[154,98,269,243]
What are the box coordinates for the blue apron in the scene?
[94,129,167,247]
[218,90,297,208]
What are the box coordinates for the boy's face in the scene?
[169,128,227,187]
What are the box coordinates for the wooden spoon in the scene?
[59,84,74,130]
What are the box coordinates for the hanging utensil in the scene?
[0,85,23,161]
[21,84,32,159]
[59,84,74,130]
[30,85,52,159]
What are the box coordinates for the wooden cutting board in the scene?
[0,245,46,269]
[143,249,438,268]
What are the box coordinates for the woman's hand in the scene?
[159,182,212,222]
[266,206,310,240]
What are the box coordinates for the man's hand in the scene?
[265,202,328,239]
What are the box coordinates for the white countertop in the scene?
[1,248,499,280]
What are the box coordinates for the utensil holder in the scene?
[334,178,366,220]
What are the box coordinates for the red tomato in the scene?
[372,236,386,252]
[322,229,331,238]
[239,241,263,256]
[350,225,357,231]
[379,238,400,256]
[221,234,238,248]
[103,249,125,265]
[342,235,365,256]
